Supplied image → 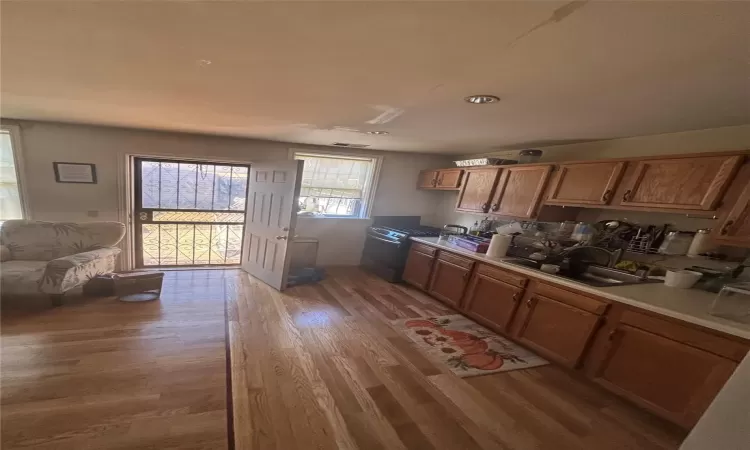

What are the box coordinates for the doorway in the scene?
[132,157,250,268]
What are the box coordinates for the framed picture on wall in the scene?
[53,162,97,184]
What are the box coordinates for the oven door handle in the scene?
[367,235,403,245]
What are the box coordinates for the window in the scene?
[293,151,380,218]
[0,126,27,221]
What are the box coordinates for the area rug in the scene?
[392,314,548,377]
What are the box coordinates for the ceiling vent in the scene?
[332,142,370,148]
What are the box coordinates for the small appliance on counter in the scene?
[447,235,492,253]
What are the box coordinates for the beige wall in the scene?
[440,124,750,228]
[10,121,450,266]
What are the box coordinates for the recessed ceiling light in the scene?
[366,131,389,135]
[197,59,212,66]
[464,95,500,104]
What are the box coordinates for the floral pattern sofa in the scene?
[0,220,126,300]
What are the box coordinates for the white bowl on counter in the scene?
[664,270,702,289]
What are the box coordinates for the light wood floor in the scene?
[2,267,687,450]
[1,270,231,450]
[230,267,686,450]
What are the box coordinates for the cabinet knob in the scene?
[720,220,735,235]
[601,189,612,203]
[608,329,619,341]
[622,190,632,202]
[526,297,533,307]
[512,292,521,302]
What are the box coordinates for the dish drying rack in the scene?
[595,233,659,255]
[625,235,660,255]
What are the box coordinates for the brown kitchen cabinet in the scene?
[402,245,436,290]
[417,168,464,190]
[714,180,750,247]
[511,282,607,369]
[585,307,747,428]
[435,168,464,190]
[489,164,554,218]
[455,167,501,213]
[618,154,743,211]
[427,252,474,308]
[546,161,626,206]
[463,265,527,332]
[416,169,440,189]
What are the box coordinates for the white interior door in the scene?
[241,160,303,290]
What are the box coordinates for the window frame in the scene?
[0,123,30,220]
[290,148,382,219]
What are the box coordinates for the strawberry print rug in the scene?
[392,314,548,377]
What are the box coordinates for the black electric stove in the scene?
[360,216,441,282]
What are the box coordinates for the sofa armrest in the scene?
[40,248,121,294]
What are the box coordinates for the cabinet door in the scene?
[546,161,626,205]
[427,260,472,308]
[455,167,501,213]
[402,248,435,290]
[589,324,738,428]
[463,273,523,332]
[620,155,742,210]
[715,182,750,247]
[515,294,602,368]
[417,170,439,189]
[436,169,464,190]
[490,165,553,218]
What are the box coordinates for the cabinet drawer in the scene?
[411,243,437,256]
[620,309,748,362]
[477,264,528,288]
[536,283,608,315]
[437,251,475,270]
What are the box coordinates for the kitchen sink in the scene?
[504,259,658,287]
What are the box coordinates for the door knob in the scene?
[275,236,288,240]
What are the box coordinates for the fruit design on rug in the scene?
[403,317,526,372]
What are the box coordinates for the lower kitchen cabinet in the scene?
[463,270,524,332]
[427,253,474,308]
[402,246,435,290]
[511,283,607,369]
[585,307,747,428]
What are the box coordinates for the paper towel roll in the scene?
[487,234,512,258]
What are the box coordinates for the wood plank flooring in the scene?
[2,267,687,449]
[230,267,687,450]
[1,270,232,450]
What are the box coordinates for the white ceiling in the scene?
[1,1,749,155]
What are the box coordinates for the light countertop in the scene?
[410,236,750,340]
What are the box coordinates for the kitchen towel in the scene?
[487,234,512,258]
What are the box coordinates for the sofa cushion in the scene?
[0,221,125,261]
[0,260,48,295]
[0,245,10,262]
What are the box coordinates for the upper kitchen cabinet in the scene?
[618,154,744,211]
[546,161,626,206]
[455,167,501,213]
[417,168,464,190]
[417,169,439,189]
[715,180,750,247]
[489,165,554,219]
